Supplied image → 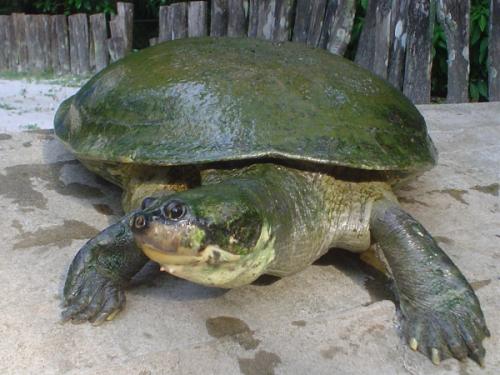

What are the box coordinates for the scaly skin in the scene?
[61,212,148,325]
[62,164,488,366]
[370,200,490,366]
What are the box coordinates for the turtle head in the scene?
[131,184,275,288]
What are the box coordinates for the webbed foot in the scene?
[62,266,125,325]
[61,214,148,324]
[401,290,490,366]
[370,199,490,366]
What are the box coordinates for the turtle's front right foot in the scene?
[60,214,148,325]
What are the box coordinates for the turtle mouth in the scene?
[132,214,242,267]
[139,240,241,266]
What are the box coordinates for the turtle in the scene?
[55,37,489,366]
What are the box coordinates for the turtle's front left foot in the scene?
[370,199,490,366]
[401,287,490,366]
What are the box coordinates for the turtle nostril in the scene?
[134,214,147,230]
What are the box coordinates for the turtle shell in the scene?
[54,37,437,174]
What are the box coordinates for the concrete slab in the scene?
[0,79,80,132]
[0,102,499,374]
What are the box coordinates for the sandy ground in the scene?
[0,79,81,132]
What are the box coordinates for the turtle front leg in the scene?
[62,212,149,325]
[370,199,490,366]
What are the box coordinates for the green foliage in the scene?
[431,23,448,100]
[428,0,490,102]
[137,0,184,18]
[34,0,116,15]
[344,0,368,61]
[348,0,490,102]
[33,0,183,17]
[469,0,489,101]
[145,0,169,16]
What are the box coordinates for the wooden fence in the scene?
[0,0,499,104]
[0,2,133,76]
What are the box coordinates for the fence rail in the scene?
[0,0,499,104]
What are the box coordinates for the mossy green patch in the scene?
[55,37,436,175]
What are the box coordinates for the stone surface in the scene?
[0,101,499,374]
[0,79,79,132]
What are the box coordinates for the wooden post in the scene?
[159,6,172,42]
[26,15,51,72]
[437,0,470,103]
[488,0,500,101]
[40,15,52,71]
[387,0,408,90]
[272,0,294,42]
[355,0,393,79]
[108,2,134,61]
[3,16,16,70]
[211,0,228,36]
[403,0,435,104]
[249,0,294,41]
[108,37,125,62]
[170,2,188,40]
[89,26,95,71]
[25,15,39,71]
[320,0,356,55]
[50,15,70,74]
[0,16,8,70]
[109,19,125,61]
[354,0,377,69]
[25,14,37,71]
[12,13,29,72]
[90,13,109,72]
[68,13,90,75]
[255,0,275,40]
[373,0,393,78]
[293,0,310,43]
[248,0,259,37]
[293,0,328,47]
[116,2,134,52]
[228,0,246,37]
[0,16,13,71]
[307,0,328,46]
[188,1,208,37]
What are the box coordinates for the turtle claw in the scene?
[409,337,418,351]
[401,302,489,367]
[431,348,440,365]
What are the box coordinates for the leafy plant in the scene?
[34,0,116,15]
[344,0,368,60]
[146,0,169,16]
[431,22,448,100]
[469,0,489,101]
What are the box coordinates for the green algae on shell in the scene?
[54,37,437,173]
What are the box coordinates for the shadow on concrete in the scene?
[314,249,395,305]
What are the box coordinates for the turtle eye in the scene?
[163,201,187,221]
[141,196,157,210]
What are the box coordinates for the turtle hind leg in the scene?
[62,212,149,325]
[369,199,490,366]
